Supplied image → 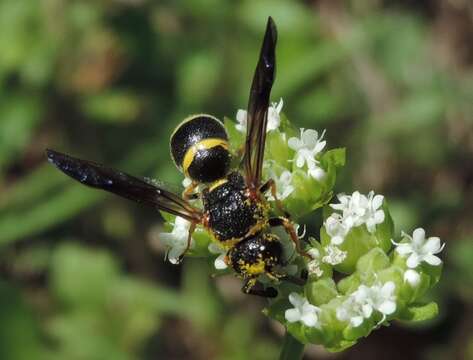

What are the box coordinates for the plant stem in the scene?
[279,331,305,360]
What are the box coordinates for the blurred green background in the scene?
[0,0,472,359]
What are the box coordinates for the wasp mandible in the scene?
[47,17,306,297]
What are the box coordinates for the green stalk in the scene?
[279,331,305,360]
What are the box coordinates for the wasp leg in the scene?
[269,217,310,258]
[177,221,197,263]
[259,178,290,218]
[279,274,307,286]
[182,181,199,201]
[242,278,278,298]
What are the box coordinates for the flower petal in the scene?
[374,210,385,224]
[372,195,384,209]
[406,253,420,268]
[285,308,301,323]
[362,304,373,318]
[404,269,421,286]
[378,300,396,315]
[301,129,319,148]
[214,254,228,270]
[351,316,364,327]
[381,282,395,296]
[412,228,426,245]
[395,243,413,256]
[301,313,318,327]
[288,137,301,150]
[288,292,304,307]
[423,254,442,266]
[423,237,442,253]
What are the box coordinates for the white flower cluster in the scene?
[238,98,328,186]
[236,98,283,133]
[392,228,445,287]
[288,129,326,180]
[266,169,294,201]
[336,282,397,327]
[322,244,347,265]
[307,248,324,277]
[325,191,385,246]
[285,292,322,328]
[159,217,195,264]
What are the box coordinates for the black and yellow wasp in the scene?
[47,17,306,297]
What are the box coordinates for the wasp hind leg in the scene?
[269,217,310,259]
[260,178,290,218]
[242,278,278,298]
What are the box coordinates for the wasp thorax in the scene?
[229,233,282,278]
[170,115,231,183]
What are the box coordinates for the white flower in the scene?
[336,294,371,327]
[326,191,385,245]
[307,248,320,259]
[159,217,195,264]
[288,128,326,180]
[285,292,321,328]
[393,228,445,268]
[330,191,384,232]
[267,98,284,131]
[368,282,397,315]
[235,98,283,133]
[337,282,397,327]
[208,242,228,270]
[322,245,347,265]
[330,192,365,228]
[404,269,421,287]
[235,109,247,133]
[266,170,294,201]
[364,191,385,233]
[324,213,350,245]
[307,248,324,277]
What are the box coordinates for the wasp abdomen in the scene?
[170,115,231,183]
[203,172,265,244]
[229,233,282,278]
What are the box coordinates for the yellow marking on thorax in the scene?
[182,138,229,176]
[209,178,228,191]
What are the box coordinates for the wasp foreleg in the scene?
[242,278,278,298]
[260,178,290,218]
[182,181,200,201]
[269,217,310,258]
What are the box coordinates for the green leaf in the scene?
[321,148,346,168]
[398,302,439,322]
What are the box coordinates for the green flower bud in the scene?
[306,278,338,306]
[356,248,390,277]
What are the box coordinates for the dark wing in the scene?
[243,17,277,191]
[46,149,202,222]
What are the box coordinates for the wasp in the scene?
[47,17,306,297]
